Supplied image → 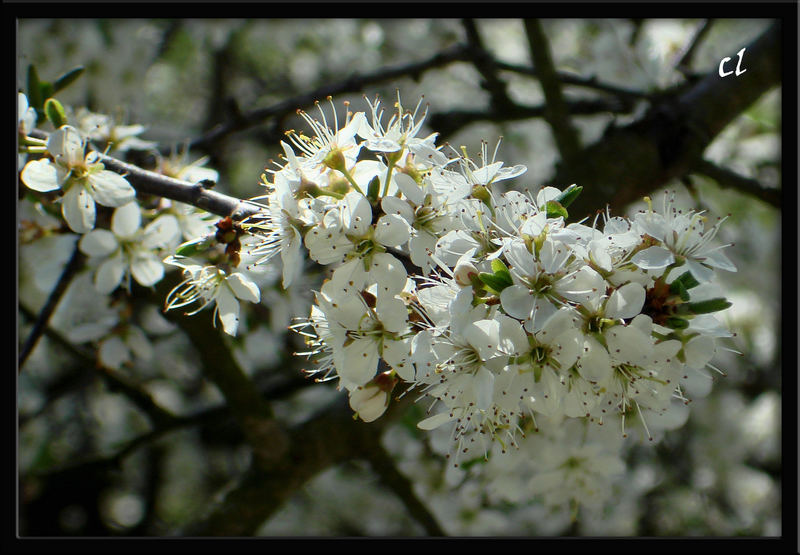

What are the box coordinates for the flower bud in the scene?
[349,382,390,423]
[454,261,479,287]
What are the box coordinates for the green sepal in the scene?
[39,82,54,105]
[533,364,543,383]
[555,184,583,208]
[490,258,509,275]
[670,271,700,292]
[545,200,568,220]
[665,317,689,330]
[366,175,380,203]
[175,234,216,257]
[478,271,513,294]
[44,98,68,128]
[671,279,690,302]
[459,454,489,471]
[687,298,732,314]
[53,66,85,93]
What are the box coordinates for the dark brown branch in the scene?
[524,19,582,162]
[675,19,715,76]
[552,21,781,219]
[155,275,289,469]
[187,44,471,152]
[692,159,780,208]
[461,19,513,111]
[27,129,262,221]
[429,97,632,141]
[18,241,85,370]
[360,434,447,536]
[493,60,650,101]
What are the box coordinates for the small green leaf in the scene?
[478,271,512,294]
[670,279,690,302]
[175,234,215,257]
[39,82,54,103]
[490,258,509,274]
[555,184,583,208]
[687,298,732,314]
[27,65,42,109]
[545,200,568,220]
[53,66,85,93]
[665,317,690,330]
[44,98,68,128]
[671,271,700,291]
[367,175,380,203]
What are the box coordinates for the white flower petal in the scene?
[62,184,95,234]
[474,367,495,410]
[130,253,164,287]
[99,336,130,370]
[605,282,646,320]
[417,411,454,431]
[21,159,61,192]
[631,246,674,270]
[216,284,241,335]
[225,272,261,303]
[111,202,141,238]
[143,214,180,249]
[336,337,380,386]
[374,214,410,247]
[95,254,125,294]
[79,229,118,257]
[88,170,136,207]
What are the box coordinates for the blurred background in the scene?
[17,19,783,536]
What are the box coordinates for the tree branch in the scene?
[18,240,84,370]
[187,44,471,152]
[692,158,780,208]
[524,19,582,162]
[360,433,446,536]
[551,21,781,219]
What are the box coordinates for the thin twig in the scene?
[186,44,471,152]
[493,60,650,101]
[675,19,715,76]
[693,158,780,208]
[18,241,85,370]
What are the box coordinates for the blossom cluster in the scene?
[19,91,737,511]
[228,95,736,467]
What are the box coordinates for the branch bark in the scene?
[551,21,781,219]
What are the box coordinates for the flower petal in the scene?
[21,159,61,192]
[225,272,261,303]
[62,184,95,234]
[111,201,141,238]
[130,253,164,287]
[79,229,118,257]
[216,284,241,335]
[88,170,136,207]
[631,246,674,271]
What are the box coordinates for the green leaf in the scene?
[665,317,690,330]
[367,175,380,203]
[490,258,509,274]
[44,98,68,128]
[478,271,513,294]
[53,66,85,93]
[555,184,583,208]
[175,234,215,257]
[670,279,690,302]
[39,82,54,103]
[27,65,42,109]
[670,271,700,291]
[545,200,568,220]
[687,298,732,314]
